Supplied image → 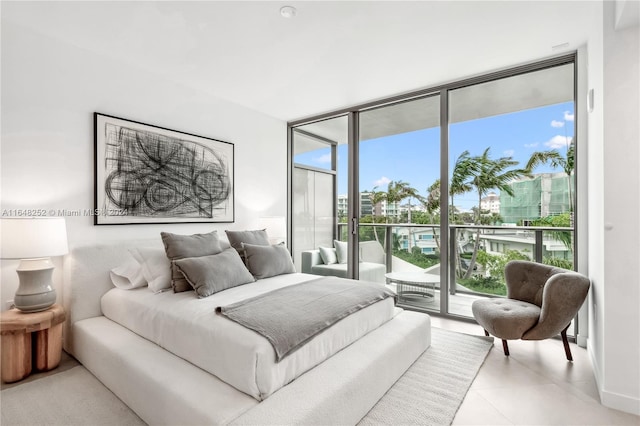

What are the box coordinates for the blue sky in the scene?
[296,101,574,210]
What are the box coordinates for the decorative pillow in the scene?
[109,256,147,290]
[175,248,255,298]
[319,246,338,265]
[130,247,172,293]
[334,240,348,264]
[242,243,296,279]
[161,231,223,293]
[225,229,270,255]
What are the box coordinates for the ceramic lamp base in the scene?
[14,258,57,312]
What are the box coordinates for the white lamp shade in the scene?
[258,216,287,243]
[1,217,69,259]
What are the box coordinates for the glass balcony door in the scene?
[289,55,578,333]
[357,95,442,307]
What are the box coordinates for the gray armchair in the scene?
[471,260,590,360]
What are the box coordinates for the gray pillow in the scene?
[175,249,255,298]
[161,231,223,293]
[225,229,270,259]
[243,243,296,279]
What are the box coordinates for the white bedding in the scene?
[101,272,399,401]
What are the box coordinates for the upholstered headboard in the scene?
[62,239,161,353]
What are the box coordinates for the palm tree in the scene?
[424,179,441,251]
[450,151,479,223]
[386,180,424,252]
[529,213,573,251]
[425,179,440,215]
[526,138,575,212]
[463,148,530,279]
[386,180,424,223]
[368,187,387,243]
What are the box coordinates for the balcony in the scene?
[336,222,575,319]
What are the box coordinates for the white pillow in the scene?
[130,247,172,293]
[318,246,337,265]
[334,240,348,264]
[109,257,147,290]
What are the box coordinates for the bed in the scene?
[62,237,431,425]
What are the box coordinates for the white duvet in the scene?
[101,272,399,400]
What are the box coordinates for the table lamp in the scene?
[258,216,287,245]
[1,217,68,312]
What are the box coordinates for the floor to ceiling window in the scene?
[289,54,577,326]
[291,116,347,270]
[447,62,575,318]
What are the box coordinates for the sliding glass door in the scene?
[289,54,577,326]
[357,95,441,310]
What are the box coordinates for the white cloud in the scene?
[374,176,391,187]
[564,111,575,122]
[545,135,571,149]
[524,142,539,148]
[503,149,515,157]
[314,153,332,164]
[551,120,565,128]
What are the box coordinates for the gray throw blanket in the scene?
[216,277,396,362]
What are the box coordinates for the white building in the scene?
[480,192,500,214]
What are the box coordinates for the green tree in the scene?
[476,249,531,282]
[464,148,530,279]
[450,151,480,222]
[385,180,424,252]
[526,138,575,212]
[424,179,440,215]
[368,187,388,243]
[386,180,424,222]
[470,208,503,225]
[529,213,573,251]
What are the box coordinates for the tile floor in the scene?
[3,317,639,425]
[431,316,640,426]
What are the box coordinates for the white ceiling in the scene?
[2,1,599,122]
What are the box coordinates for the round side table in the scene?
[0,304,66,383]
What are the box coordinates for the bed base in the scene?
[63,241,432,425]
[73,311,430,425]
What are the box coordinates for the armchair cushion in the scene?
[472,298,541,340]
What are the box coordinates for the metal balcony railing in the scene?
[337,222,575,297]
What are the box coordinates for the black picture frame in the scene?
[94,113,234,225]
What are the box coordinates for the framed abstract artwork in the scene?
[94,113,234,225]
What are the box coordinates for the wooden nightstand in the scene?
[0,304,66,383]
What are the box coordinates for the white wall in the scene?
[589,0,640,415]
[0,20,287,310]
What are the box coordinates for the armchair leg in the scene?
[561,327,573,361]
[501,339,510,356]
[482,329,509,356]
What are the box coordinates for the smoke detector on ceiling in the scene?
[280,6,297,18]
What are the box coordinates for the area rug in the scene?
[359,327,493,425]
[0,364,145,426]
[0,328,492,426]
